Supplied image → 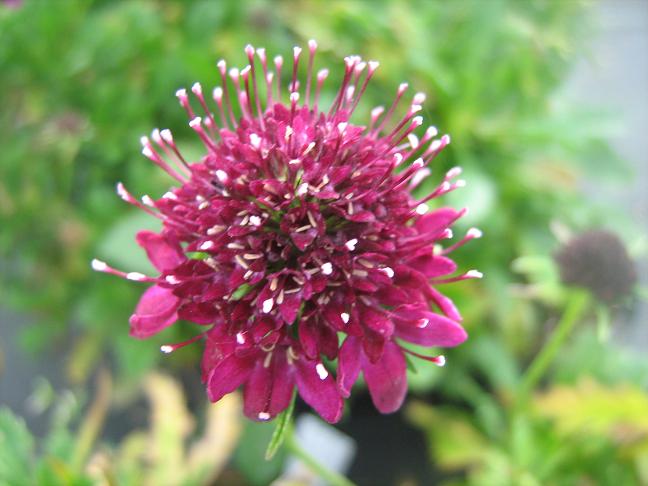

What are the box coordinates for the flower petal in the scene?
[207,352,256,403]
[395,313,467,347]
[136,230,185,272]
[243,350,295,421]
[363,340,407,414]
[407,254,457,278]
[128,285,179,338]
[337,336,362,398]
[295,359,343,423]
[415,207,461,236]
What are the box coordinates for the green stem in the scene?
[518,290,589,402]
[285,427,356,486]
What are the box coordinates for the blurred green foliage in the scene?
[1,0,646,484]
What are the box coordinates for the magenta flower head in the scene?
[93,42,480,423]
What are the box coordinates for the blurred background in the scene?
[1,0,647,484]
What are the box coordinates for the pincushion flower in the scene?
[93,42,480,423]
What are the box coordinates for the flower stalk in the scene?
[519,290,589,402]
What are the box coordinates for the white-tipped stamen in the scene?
[321,262,333,275]
[416,203,429,215]
[345,238,358,251]
[315,363,329,380]
[262,298,274,313]
[466,270,483,279]
[126,272,146,281]
[381,266,395,278]
[199,241,215,251]
[341,312,350,324]
[91,259,107,271]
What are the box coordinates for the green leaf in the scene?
[230,283,254,301]
[185,251,209,260]
[0,407,34,485]
[265,390,297,461]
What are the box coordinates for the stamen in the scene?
[315,363,329,380]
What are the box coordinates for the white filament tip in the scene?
[429,140,442,152]
[308,39,317,50]
[413,92,426,104]
[446,166,462,178]
[236,332,246,344]
[416,203,428,215]
[215,169,228,183]
[141,146,154,159]
[371,106,384,118]
[426,126,438,137]
[191,82,202,95]
[175,88,187,98]
[341,312,350,324]
[199,241,215,251]
[435,355,446,367]
[249,133,261,149]
[345,239,358,251]
[91,259,107,271]
[160,345,174,354]
[189,117,202,129]
[321,262,333,275]
[412,116,423,126]
[467,228,483,239]
[116,182,128,200]
[293,46,302,57]
[262,298,274,314]
[160,129,173,143]
[466,270,483,279]
[258,412,271,421]
[290,92,300,102]
[381,266,395,278]
[315,363,329,380]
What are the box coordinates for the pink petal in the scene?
[337,336,362,398]
[295,359,343,424]
[428,287,462,322]
[135,231,185,272]
[415,207,461,236]
[298,320,319,360]
[395,313,467,347]
[129,285,179,338]
[407,254,457,278]
[206,352,256,403]
[243,351,295,421]
[363,341,407,414]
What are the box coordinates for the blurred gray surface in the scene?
[561,0,648,348]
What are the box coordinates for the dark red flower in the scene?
[93,42,480,423]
